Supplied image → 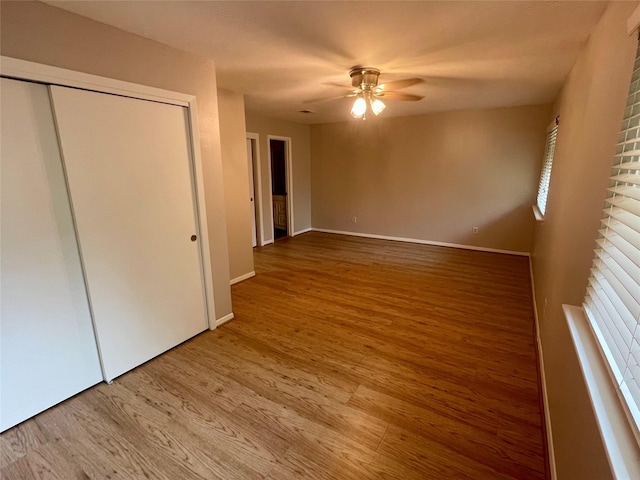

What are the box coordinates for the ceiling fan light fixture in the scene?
[307,66,423,119]
[370,98,386,116]
[351,96,367,118]
[349,67,380,88]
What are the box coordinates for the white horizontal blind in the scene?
[584,39,640,433]
[536,123,558,216]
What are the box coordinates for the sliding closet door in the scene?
[49,86,208,382]
[0,79,102,431]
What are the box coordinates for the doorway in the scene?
[268,136,293,241]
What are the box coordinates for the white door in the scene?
[247,138,257,247]
[49,86,208,382]
[1,79,102,431]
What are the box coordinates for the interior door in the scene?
[247,138,257,247]
[49,86,208,382]
[1,79,102,431]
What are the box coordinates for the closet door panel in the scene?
[49,86,208,382]
[0,78,102,431]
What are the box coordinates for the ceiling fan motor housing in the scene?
[350,67,380,89]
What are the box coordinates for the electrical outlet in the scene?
[472,226,479,234]
[352,216,357,224]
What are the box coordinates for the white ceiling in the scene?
[45,1,608,124]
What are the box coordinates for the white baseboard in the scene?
[261,239,274,246]
[529,259,557,480]
[230,271,255,285]
[311,228,530,257]
[215,312,234,327]
[293,227,312,236]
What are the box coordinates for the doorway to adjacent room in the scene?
[268,136,293,240]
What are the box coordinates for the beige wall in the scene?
[0,1,233,320]
[217,89,254,281]
[245,112,312,243]
[531,2,639,479]
[311,105,551,253]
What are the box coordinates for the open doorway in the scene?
[246,133,262,247]
[268,136,293,241]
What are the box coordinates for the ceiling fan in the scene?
[308,67,424,119]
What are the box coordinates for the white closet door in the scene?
[49,86,208,382]
[0,79,102,431]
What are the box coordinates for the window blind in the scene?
[536,123,558,216]
[584,38,640,432]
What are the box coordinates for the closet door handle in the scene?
[191,235,197,242]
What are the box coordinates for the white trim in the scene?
[0,56,218,332]
[262,239,274,246]
[285,137,294,235]
[246,132,265,246]
[532,204,545,222]
[564,305,640,479]
[628,4,640,35]
[529,260,557,480]
[230,271,256,285]
[215,312,235,327]
[1,56,191,106]
[293,227,312,236]
[311,228,530,256]
[267,135,294,238]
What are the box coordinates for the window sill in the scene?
[532,204,545,222]
[564,305,640,478]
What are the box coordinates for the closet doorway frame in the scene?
[0,56,217,330]
[267,135,294,240]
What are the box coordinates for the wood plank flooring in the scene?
[0,232,546,479]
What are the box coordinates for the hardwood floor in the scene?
[0,232,546,479]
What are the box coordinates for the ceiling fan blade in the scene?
[377,78,423,91]
[377,91,424,101]
[303,93,356,104]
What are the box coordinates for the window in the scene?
[583,37,640,433]
[535,121,559,218]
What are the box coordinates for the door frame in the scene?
[267,135,294,240]
[246,132,264,246]
[0,56,217,331]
